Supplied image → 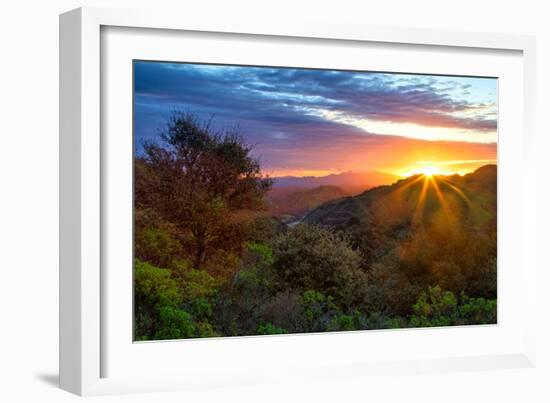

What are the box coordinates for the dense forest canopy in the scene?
[134,113,497,340]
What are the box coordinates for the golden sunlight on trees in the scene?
[135,112,272,272]
[133,113,497,341]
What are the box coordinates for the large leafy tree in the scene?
[135,112,272,271]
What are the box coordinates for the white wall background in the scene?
[0,1,547,401]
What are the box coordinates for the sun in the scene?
[420,165,440,177]
[397,164,445,178]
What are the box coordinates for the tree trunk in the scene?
[194,240,206,270]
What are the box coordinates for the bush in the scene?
[410,286,457,327]
[257,323,287,335]
[326,312,364,332]
[134,259,182,310]
[134,259,221,339]
[181,272,217,327]
[409,286,496,328]
[456,293,497,325]
[365,312,405,330]
[299,290,338,332]
[153,306,195,340]
[270,224,367,309]
[211,242,277,336]
[134,259,183,339]
[466,257,497,299]
[365,258,421,316]
[135,226,183,269]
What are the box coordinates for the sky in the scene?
[134,61,497,177]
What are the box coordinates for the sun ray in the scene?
[430,176,452,216]
[412,175,430,225]
[391,174,424,198]
[430,176,442,204]
[440,177,473,207]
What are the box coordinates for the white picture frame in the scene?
[59,6,537,396]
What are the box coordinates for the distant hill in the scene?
[267,185,348,218]
[303,165,497,230]
[289,165,497,308]
[273,171,400,195]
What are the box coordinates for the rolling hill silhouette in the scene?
[303,165,497,230]
[267,185,348,218]
[273,170,400,195]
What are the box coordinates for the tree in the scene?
[135,112,272,271]
[270,224,367,310]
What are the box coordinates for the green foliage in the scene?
[365,312,405,330]
[245,241,275,266]
[134,259,182,309]
[257,323,287,335]
[177,267,220,329]
[271,224,367,309]
[132,112,497,340]
[326,312,363,332]
[293,292,368,333]
[134,259,183,339]
[134,259,222,340]
[233,242,275,291]
[153,306,195,340]
[366,259,421,316]
[410,286,457,327]
[211,242,277,336]
[456,293,497,325]
[299,290,340,332]
[152,306,222,340]
[180,268,219,301]
[409,286,496,328]
[134,226,183,269]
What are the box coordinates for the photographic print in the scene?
[133,61,497,341]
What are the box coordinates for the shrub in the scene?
[456,293,497,325]
[270,224,367,309]
[257,323,287,335]
[365,259,421,316]
[409,286,496,328]
[326,313,361,332]
[299,290,339,332]
[153,306,195,340]
[134,226,183,269]
[134,259,183,339]
[409,286,457,327]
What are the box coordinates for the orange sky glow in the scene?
[135,63,497,180]
[261,135,496,178]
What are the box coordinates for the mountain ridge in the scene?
[267,185,348,218]
[272,170,400,194]
[303,164,497,229]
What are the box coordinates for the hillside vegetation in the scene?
[134,113,497,340]
[267,185,348,219]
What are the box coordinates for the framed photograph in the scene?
[60,6,537,396]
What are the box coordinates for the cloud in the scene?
[135,62,497,136]
[133,61,498,173]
